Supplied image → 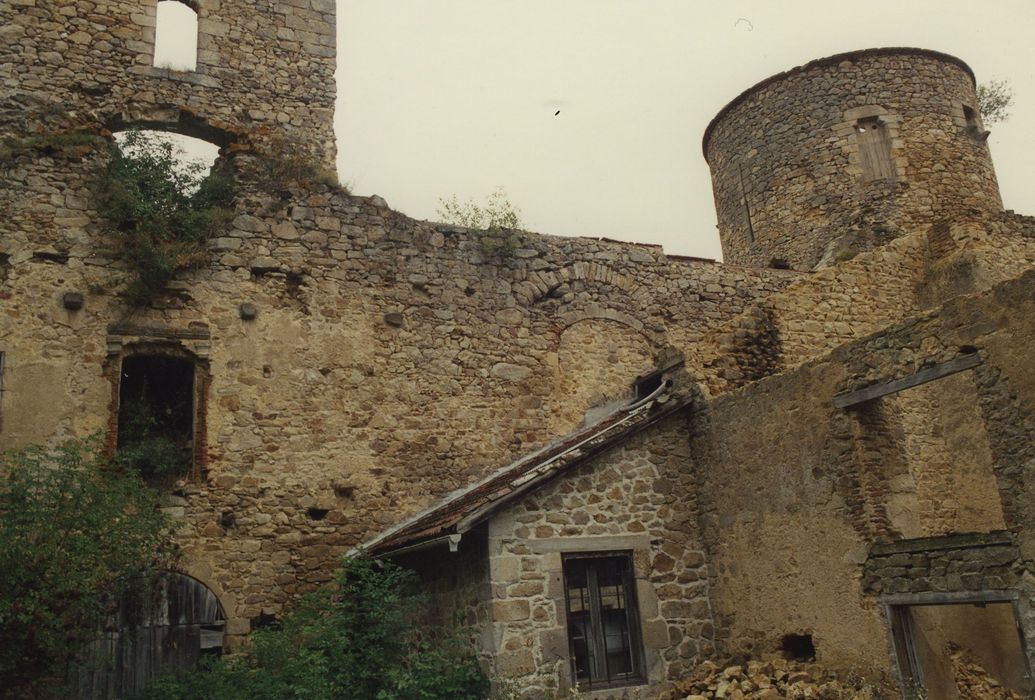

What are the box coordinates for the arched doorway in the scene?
[70,573,225,698]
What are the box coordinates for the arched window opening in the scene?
[70,573,225,698]
[153,1,199,72]
[114,129,221,188]
[117,354,196,482]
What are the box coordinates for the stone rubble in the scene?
[660,659,885,700]
[949,645,1024,700]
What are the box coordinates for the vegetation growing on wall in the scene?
[140,554,488,700]
[438,187,524,259]
[115,398,193,479]
[0,131,105,162]
[977,80,1014,125]
[253,135,341,197]
[0,438,176,697]
[96,130,235,305]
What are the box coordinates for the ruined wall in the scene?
[0,140,795,641]
[486,415,712,698]
[688,271,1035,680]
[704,48,1001,271]
[0,0,336,163]
[693,212,1035,397]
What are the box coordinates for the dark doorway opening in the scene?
[117,355,195,480]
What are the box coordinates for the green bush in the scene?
[96,130,234,305]
[437,187,523,259]
[138,554,489,700]
[0,438,176,697]
[114,398,192,479]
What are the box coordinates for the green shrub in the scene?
[437,187,523,260]
[114,398,192,479]
[96,130,234,305]
[137,554,489,700]
[0,438,176,697]
[253,136,343,195]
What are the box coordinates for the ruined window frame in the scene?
[561,551,647,691]
[107,342,210,482]
[883,592,1033,700]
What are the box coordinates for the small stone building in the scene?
[365,368,707,698]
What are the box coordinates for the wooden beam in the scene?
[833,353,981,409]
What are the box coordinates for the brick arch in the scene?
[514,262,645,305]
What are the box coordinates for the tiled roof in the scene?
[362,387,690,555]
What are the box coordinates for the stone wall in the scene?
[486,415,712,698]
[686,271,1035,681]
[704,48,1002,271]
[692,211,1035,397]
[862,532,1021,596]
[0,0,336,163]
[0,141,796,642]
[393,529,495,671]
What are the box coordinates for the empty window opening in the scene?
[307,507,330,521]
[890,601,1031,699]
[633,371,663,401]
[153,1,198,72]
[563,553,645,689]
[117,355,195,480]
[113,130,220,189]
[963,104,979,126]
[855,117,896,181]
[781,633,816,662]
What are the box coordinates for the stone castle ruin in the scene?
[2,1,1035,698]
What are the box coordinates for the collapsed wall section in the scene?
[686,271,1035,688]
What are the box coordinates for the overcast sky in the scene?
[335,0,1035,259]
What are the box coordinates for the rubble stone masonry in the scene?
[705,49,1001,271]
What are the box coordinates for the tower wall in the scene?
[703,48,1002,271]
[0,0,336,163]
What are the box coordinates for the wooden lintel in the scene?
[833,353,981,409]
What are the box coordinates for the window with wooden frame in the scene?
[855,116,896,181]
[563,552,646,689]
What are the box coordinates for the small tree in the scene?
[0,438,176,696]
[438,187,523,259]
[96,130,234,305]
[976,79,1014,125]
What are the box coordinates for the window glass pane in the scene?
[563,554,642,688]
[565,560,593,683]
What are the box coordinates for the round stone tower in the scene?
[703,48,1003,270]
